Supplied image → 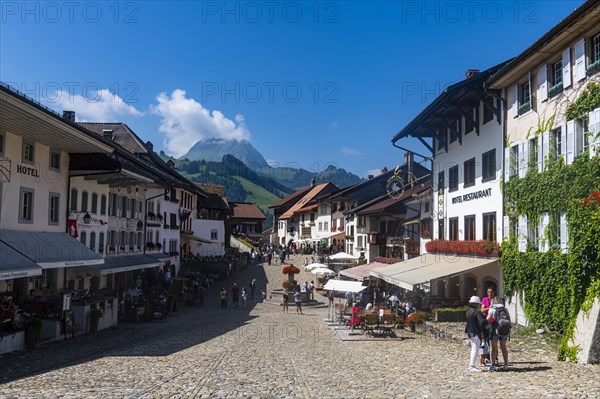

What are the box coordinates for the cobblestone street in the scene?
[1,256,599,399]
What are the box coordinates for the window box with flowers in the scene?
[420,230,431,239]
[425,240,499,257]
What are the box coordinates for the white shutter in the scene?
[590,109,599,158]
[560,213,568,254]
[574,38,586,82]
[518,215,528,253]
[518,142,525,178]
[512,85,519,118]
[503,216,510,241]
[538,134,544,173]
[560,122,567,159]
[540,212,550,253]
[522,141,529,176]
[538,64,548,102]
[542,131,550,170]
[566,120,575,164]
[504,147,511,182]
[562,48,572,89]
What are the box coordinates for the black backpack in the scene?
[494,306,511,336]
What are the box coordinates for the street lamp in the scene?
[83,212,92,224]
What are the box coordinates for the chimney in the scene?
[310,178,316,188]
[166,160,175,169]
[465,69,480,79]
[381,166,388,174]
[102,129,114,141]
[367,175,374,180]
[63,110,76,123]
[146,141,153,151]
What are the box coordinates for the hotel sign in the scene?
[16,164,40,177]
[451,188,492,204]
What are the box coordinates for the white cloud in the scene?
[151,89,251,158]
[340,147,361,156]
[55,89,143,121]
[266,159,279,167]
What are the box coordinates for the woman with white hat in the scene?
[465,295,487,372]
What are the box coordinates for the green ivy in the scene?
[502,154,600,360]
[565,82,600,122]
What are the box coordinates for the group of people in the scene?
[465,287,511,372]
[219,279,259,309]
[282,280,314,314]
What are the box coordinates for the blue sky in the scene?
[0,0,585,177]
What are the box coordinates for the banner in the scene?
[68,219,78,238]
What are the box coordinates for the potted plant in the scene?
[405,311,428,332]
[25,315,43,349]
[89,307,103,333]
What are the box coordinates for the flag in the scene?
[68,219,78,238]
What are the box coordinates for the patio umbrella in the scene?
[304,262,328,271]
[311,267,336,276]
[327,252,358,261]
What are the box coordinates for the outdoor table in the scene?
[365,324,397,338]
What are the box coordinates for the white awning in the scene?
[323,279,366,293]
[370,254,498,290]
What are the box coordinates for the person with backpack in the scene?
[488,303,511,371]
[465,296,488,372]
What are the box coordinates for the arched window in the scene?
[80,231,87,246]
[81,191,88,212]
[70,189,78,211]
[100,195,107,215]
[91,193,98,213]
[90,232,96,251]
[99,232,105,254]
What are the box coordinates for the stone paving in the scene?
[1,254,599,399]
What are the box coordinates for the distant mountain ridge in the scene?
[178,138,363,189]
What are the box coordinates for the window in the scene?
[170,213,177,228]
[424,201,430,213]
[109,193,117,216]
[357,235,364,249]
[99,232,104,254]
[482,149,496,182]
[529,138,538,173]
[19,187,34,223]
[318,222,322,231]
[449,217,459,241]
[120,231,126,249]
[464,158,475,187]
[591,33,600,71]
[22,141,34,163]
[510,218,518,239]
[483,96,494,124]
[448,165,458,192]
[548,59,563,96]
[129,232,135,249]
[0,131,4,155]
[49,149,60,170]
[358,216,366,227]
[437,130,447,150]
[81,191,88,212]
[48,193,60,225]
[130,198,136,218]
[519,80,531,114]
[121,196,128,218]
[437,171,445,192]
[449,120,459,143]
[551,127,562,162]
[528,219,539,249]
[465,109,475,135]
[464,215,476,241]
[438,219,444,240]
[483,212,496,242]
[90,232,96,251]
[210,229,218,240]
[80,231,87,246]
[575,118,588,157]
[510,145,519,177]
[169,240,178,254]
[324,221,329,231]
[137,232,142,248]
[91,193,98,214]
[69,189,78,211]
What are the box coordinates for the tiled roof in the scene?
[230,203,266,220]
[195,183,226,197]
[280,183,335,219]
[80,122,148,154]
[268,186,312,209]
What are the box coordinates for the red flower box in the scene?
[282,265,300,275]
[425,240,499,256]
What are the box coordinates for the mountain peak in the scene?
[180,138,269,168]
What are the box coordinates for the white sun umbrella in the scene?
[327,252,358,261]
[311,267,336,276]
[304,262,329,271]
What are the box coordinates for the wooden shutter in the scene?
[574,38,586,82]
[504,147,510,182]
[538,64,548,102]
[512,85,519,118]
[560,213,568,254]
[503,216,510,241]
[542,131,550,170]
[562,48,572,89]
[518,215,527,253]
[566,120,575,164]
[540,212,549,253]
[537,134,543,172]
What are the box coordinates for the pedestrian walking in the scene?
[328,290,335,306]
[250,279,256,299]
[231,283,240,308]
[241,287,248,309]
[282,290,289,313]
[344,291,353,307]
[308,281,315,301]
[465,296,487,372]
[220,288,228,309]
[294,290,303,315]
